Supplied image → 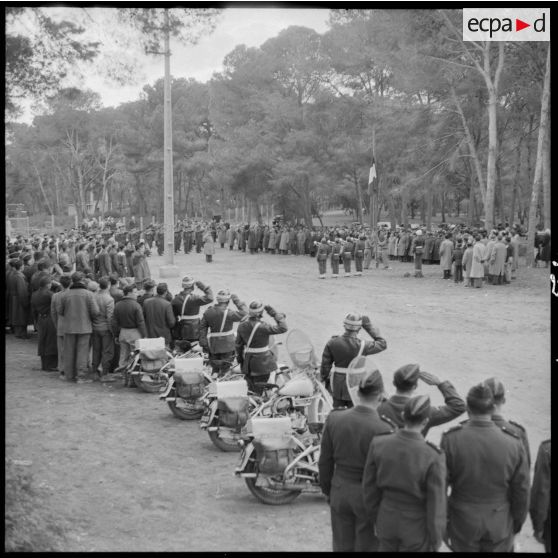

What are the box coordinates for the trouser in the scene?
[13,325,28,337]
[91,330,115,375]
[354,257,363,272]
[206,254,213,262]
[472,277,483,288]
[246,373,271,395]
[40,355,58,370]
[174,234,181,252]
[331,258,340,275]
[343,256,352,274]
[330,477,379,552]
[57,334,65,372]
[543,513,551,553]
[208,351,235,375]
[363,249,372,269]
[63,333,92,381]
[376,499,433,552]
[414,254,423,276]
[443,269,451,279]
[318,259,327,275]
[118,328,141,368]
[446,499,514,553]
[454,264,463,282]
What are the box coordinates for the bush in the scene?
[5,457,70,551]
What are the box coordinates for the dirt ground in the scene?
[5,245,550,552]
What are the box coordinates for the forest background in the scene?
[5,8,551,264]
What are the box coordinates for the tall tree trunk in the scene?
[400,187,409,228]
[510,136,522,226]
[426,180,434,231]
[526,45,550,267]
[496,158,504,225]
[353,170,363,224]
[542,123,550,230]
[467,165,476,227]
[526,114,535,186]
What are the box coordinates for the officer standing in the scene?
[318,368,394,552]
[316,237,331,279]
[530,439,551,553]
[378,363,466,436]
[362,395,447,552]
[342,236,354,277]
[235,300,287,393]
[483,377,531,466]
[171,276,213,344]
[353,235,366,276]
[199,289,248,375]
[440,383,530,552]
[330,238,342,278]
[320,313,387,409]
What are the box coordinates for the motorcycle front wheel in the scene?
[167,398,204,420]
[208,429,242,452]
[244,460,301,505]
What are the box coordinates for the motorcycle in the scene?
[234,329,334,503]
[121,337,173,393]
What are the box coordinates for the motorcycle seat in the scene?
[253,382,279,391]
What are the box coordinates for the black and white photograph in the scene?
[5,4,552,553]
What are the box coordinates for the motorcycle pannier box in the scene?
[250,417,294,475]
[174,370,205,399]
[216,379,248,399]
[135,337,166,351]
[217,396,250,428]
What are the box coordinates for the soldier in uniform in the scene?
[320,313,387,409]
[342,236,354,277]
[362,395,447,552]
[353,235,366,276]
[182,222,193,254]
[530,439,551,553]
[155,225,164,256]
[411,229,425,277]
[144,225,154,250]
[440,383,530,553]
[316,237,331,279]
[171,276,213,344]
[318,368,395,552]
[330,238,342,278]
[235,300,287,393]
[378,363,466,436]
[199,289,248,375]
[483,377,531,466]
[174,222,182,253]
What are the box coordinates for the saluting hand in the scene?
[419,370,441,386]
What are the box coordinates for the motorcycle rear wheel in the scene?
[167,398,204,420]
[244,460,301,505]
[135,374,167,393]
[208,429,242,452]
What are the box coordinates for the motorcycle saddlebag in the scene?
[174,370,205,399]
[139,348,168,372]
[252,440,295,476]
[217,396,250,429]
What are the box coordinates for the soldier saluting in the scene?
[320,312,387,409]
[171,276,213,344]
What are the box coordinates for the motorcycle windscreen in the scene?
[345,356,379,406]
[285,328,318,369]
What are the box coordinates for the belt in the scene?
[178,315,199,321]
[207,330,233,338]
[333,366,365,375]
[245,346,270,354]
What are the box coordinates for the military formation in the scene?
[5,215,551,553]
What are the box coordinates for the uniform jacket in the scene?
[199,297,248,354]
[321,328,387,402]
[440,419,530,532]
[96,249,113,277]
[316,242,331,261]
[492,414,531,467]
[529,440,551,534]
[143,295,176,345]
[319,405,394,496]
[377,381,466,436]
[111,295,147,337]
[362,429,447,550]
[354,240,366,259]
[236,312,287,376]
[171,284,214,341]
[60,284,100,334]
[7,269,30,326]
[342,240,355,260]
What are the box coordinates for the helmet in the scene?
[343,312,362,331]
[249,300,264,317]
[216,288,231,303]
[182,276,195,288]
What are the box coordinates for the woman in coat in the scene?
[203,230,215,262]
[30,276,58,370]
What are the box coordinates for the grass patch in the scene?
[5,457,70,552]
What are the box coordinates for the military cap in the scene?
[248,300,264,316]
[182,276,195,288]
[216,288,231,303]
[358,369,384,396]
[394,363,420,384]
[483,377,505,400]
[404,395,431,420]
[343,312,362,330]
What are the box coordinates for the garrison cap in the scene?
[404,395,431,420]
[394,363,420,384]
[483,377,505,400]
[182,276,195,288]
[343,312,362,330]
[358,369,384,396]
[216,288,231,303]
[249,300,264,316]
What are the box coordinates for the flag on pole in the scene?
[368,157,377,186]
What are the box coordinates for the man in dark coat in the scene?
[363,395,446,552]
[143,284,176,347]
[7,259,30,338]
[320,313,387,409]
[530,439,551,553]
[377,363,466,436]
[171,276,213,343]
[30,276,58,371]
[440,383,530,552]
[319,369,395,552]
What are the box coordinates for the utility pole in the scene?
[160,8,178,277]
